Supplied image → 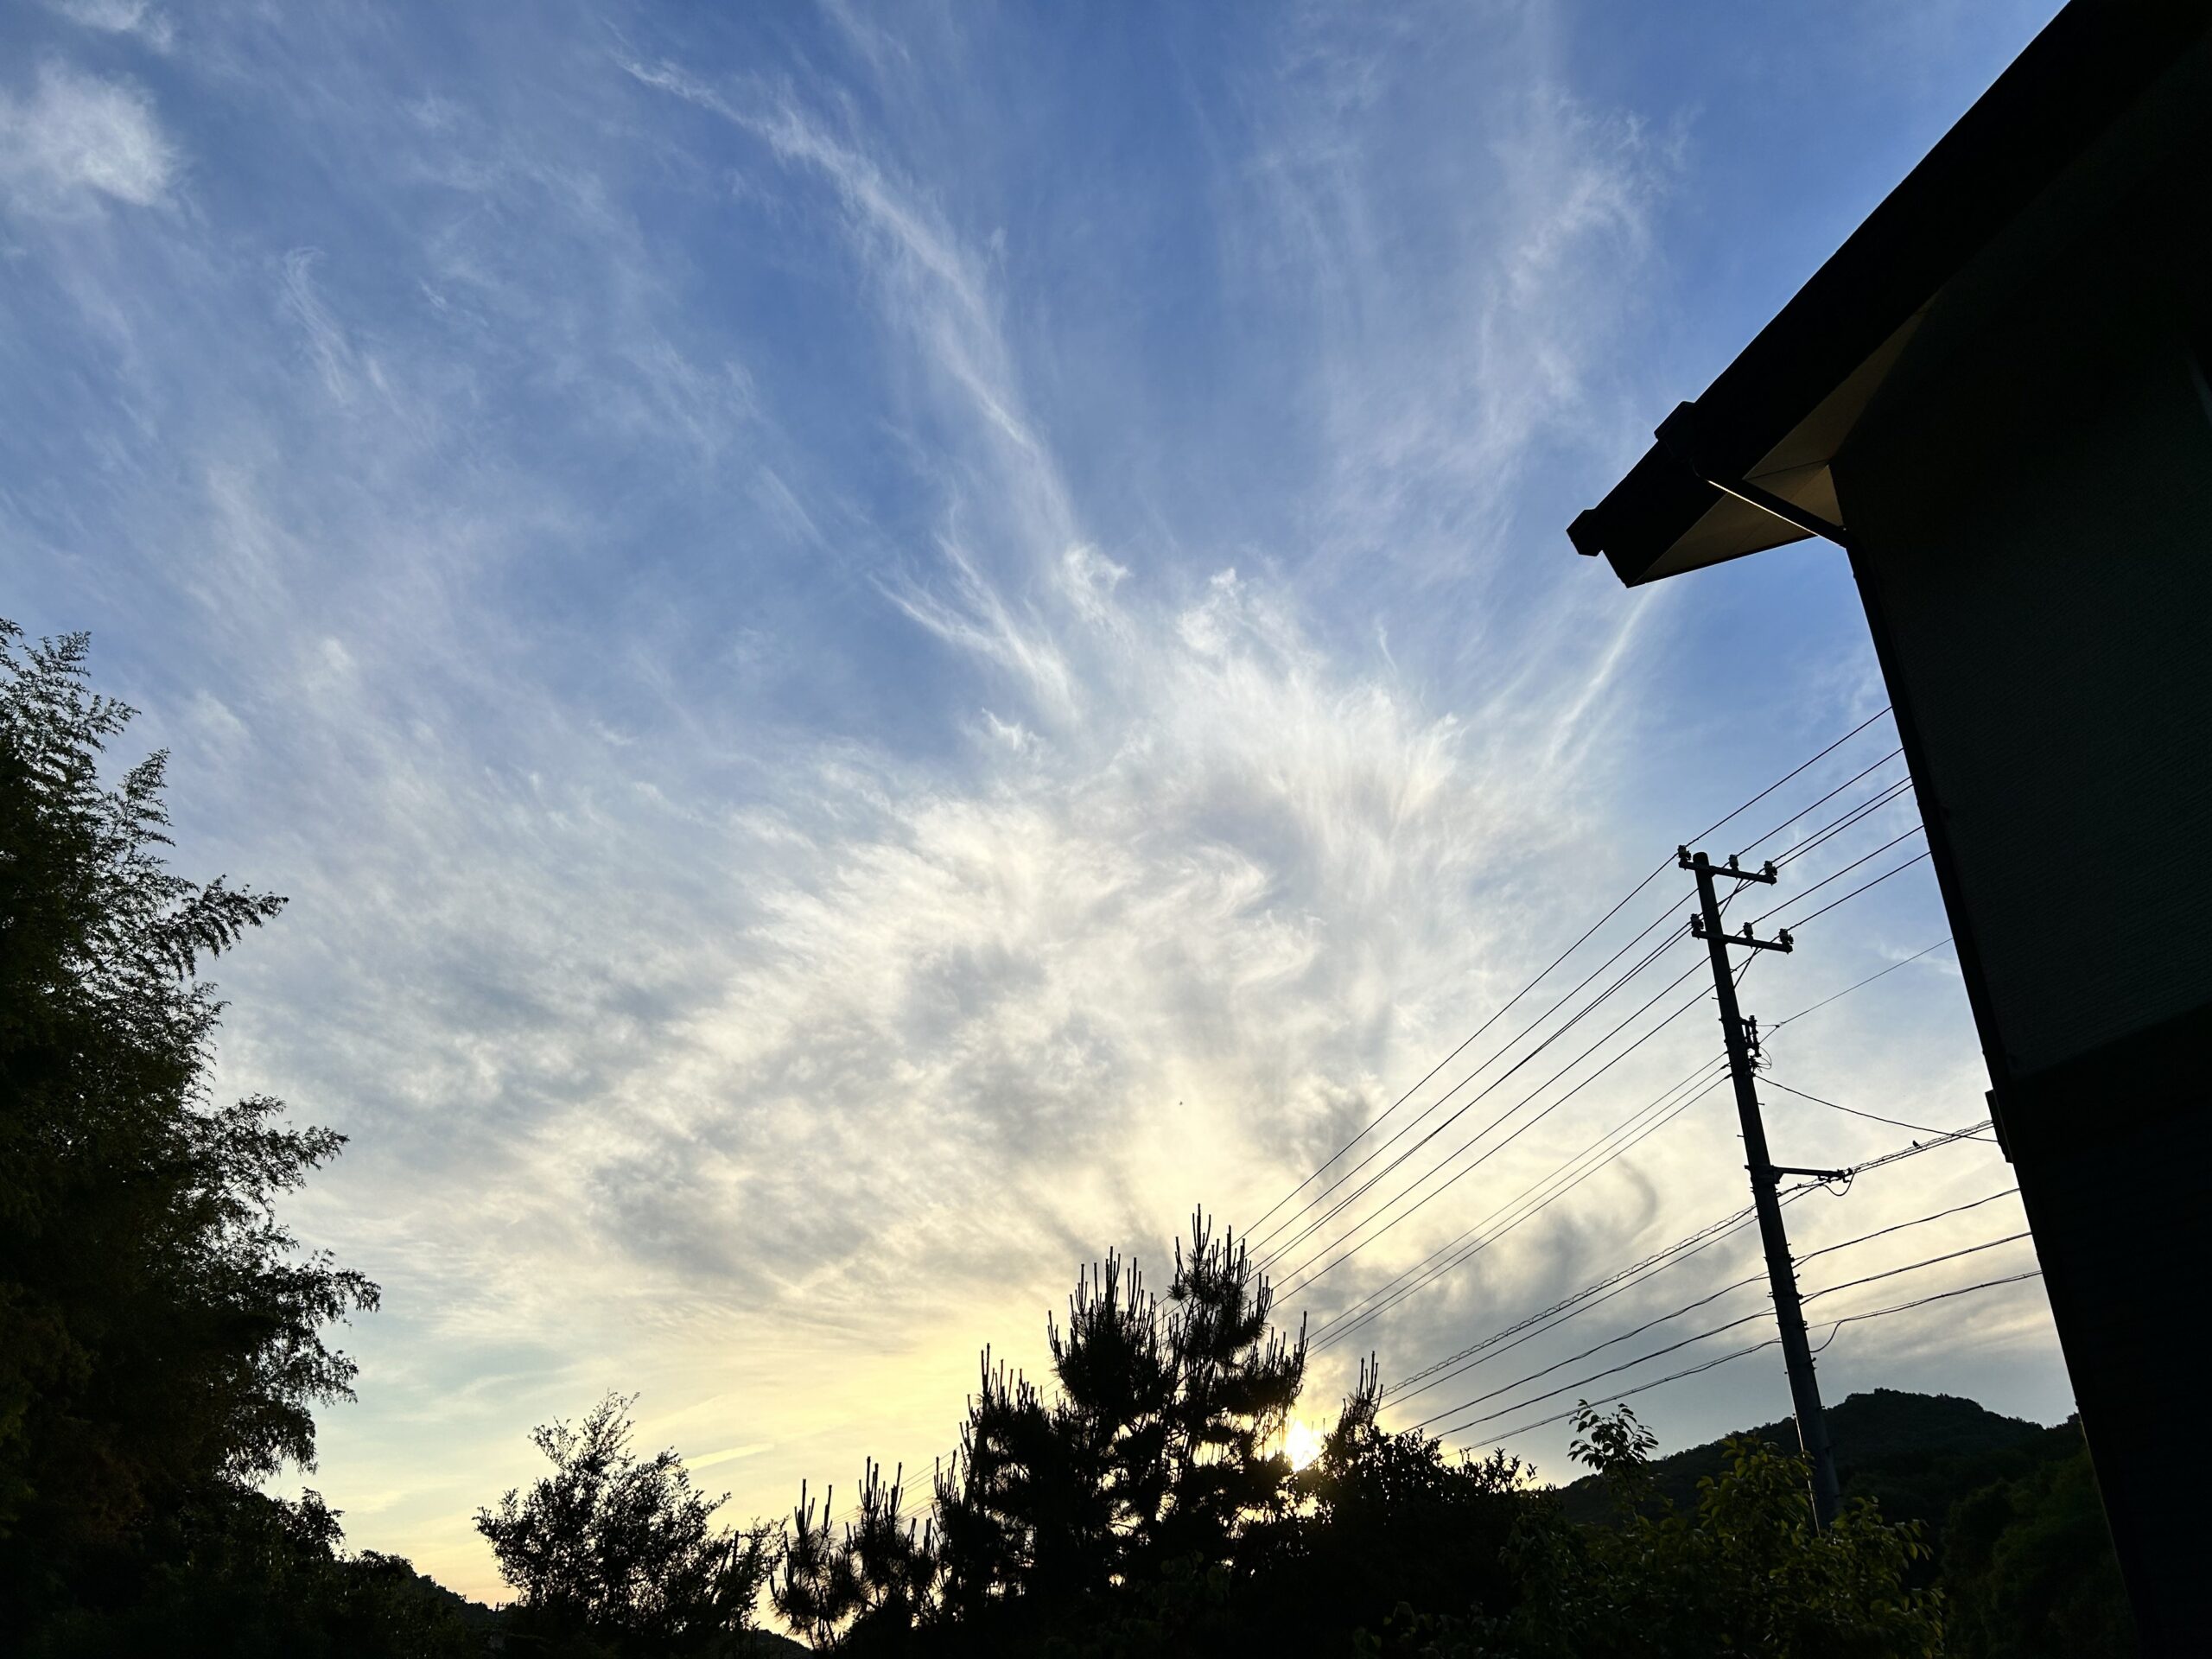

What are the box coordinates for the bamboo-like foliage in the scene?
[1,621,378,1630]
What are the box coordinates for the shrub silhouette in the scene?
[477,1392,777,1656]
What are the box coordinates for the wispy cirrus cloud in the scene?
[0,0,2060,1602]
[0,60,175,212]
[48,0,175,52]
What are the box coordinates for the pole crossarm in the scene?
[1690,914,1796,952]
[1677,845,1778,884]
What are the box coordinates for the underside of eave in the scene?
[1590,310,1928,586]
[1571,3,2212,588]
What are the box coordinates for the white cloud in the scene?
[0,60,175,213]
[49,0,175,52]
[4,2,2056,1599]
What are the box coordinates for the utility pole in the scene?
[1679,846,1843,1529]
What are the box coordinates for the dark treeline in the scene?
[0,621,2133,1656]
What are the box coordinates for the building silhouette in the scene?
[1567,3,2211,1646]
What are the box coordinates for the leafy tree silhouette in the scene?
[1471,1402,1944,1658]
[477,1392,777,1656]
[1238,1357,1527,1647]
[0,621,377,1642]
[1941,1433,2135,1656]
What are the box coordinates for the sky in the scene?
[3,0,2070,1603]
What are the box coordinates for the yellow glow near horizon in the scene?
[1283,1419,1325,1471]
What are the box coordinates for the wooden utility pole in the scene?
[1679,846,1843,1529]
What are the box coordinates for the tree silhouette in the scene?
[926,1210,1303,1641]
[1495,1402,1944,1658]
[1243,1357,1528,1644]
[1941,1434,2135,1656]
[773,1463,937,1650]
[0,622,377,1640]
[476,1392,777,1656]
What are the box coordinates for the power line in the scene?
[1455,1339,1780,1450]
[1380,1148,1776,1395]
[1433,1239,2032,1440]
[1243,869,1675,1240]
[1843,1118,1994,1173]
[1686,705,1895,846]
[1758,1075,1985,1140]
[1456,1266,2042,1450]
[1408,1268,1765,1430]
[1769,938,1953,1031]
[1259,928,1694,1275]
[1312,1056,1732,1347]
[1772,777,1916,868]
[1751,825,1926,926]
[1796,1187,2021,1266]
[1379,1124,1999,1409]
[1252,906,1691,1262]
[1779,851,1933,930]
[1309,865,1972,1358]
[1248,707,1893,1249]
[1732,748,1904,861]
[1274,961,1709,1294]
[1390,1184,2022,1412]
[1802,1231,2032,1306]
[1309,1061,1735,1352]
[1809,1269,2048,1354]
[1433,1305,1777,1437]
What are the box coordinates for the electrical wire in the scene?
[1380,1154,1778,1396]
[1772,777,1916,868]
[1686,706,1896,846]
[1291,821,1940,1314]
[1248,707,1892,1247]
[1309,1062,1735,1352]
[1759,1075,1993,1141]
[1796,1188,2020,1266]
[1778,851,1932,930]
[1751,826,1926,926]
[1731,748,1904,861]
[1769,938,1953,1031]
[1802,1232,2032,1305]
[1388,1183,2020,1410]
[1808,1269,2047,1354]
[1259,929,1695,1274]
[1456,1267,2041,1449]
[1380,1128,2000,1412]
[1251,906,1692,1261]
[1308,856,1968,1357]
[1454,1338,1783,1450]
[1274,962,1709,1293]
[1243,871,1675,1239]
[1846,1118,1993,1171]
[1404,1272,1764,1426]
[1433,1306,1777,1436]
[1310,1055,1732,1345]
[1433,1238,2032,1440]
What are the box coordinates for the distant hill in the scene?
[1558,1389,2056,1534]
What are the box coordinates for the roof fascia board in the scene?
[1572,0,2212,585]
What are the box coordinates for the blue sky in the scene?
[3,0,2067,1600]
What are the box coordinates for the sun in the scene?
[1282,1419,1325,1471]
